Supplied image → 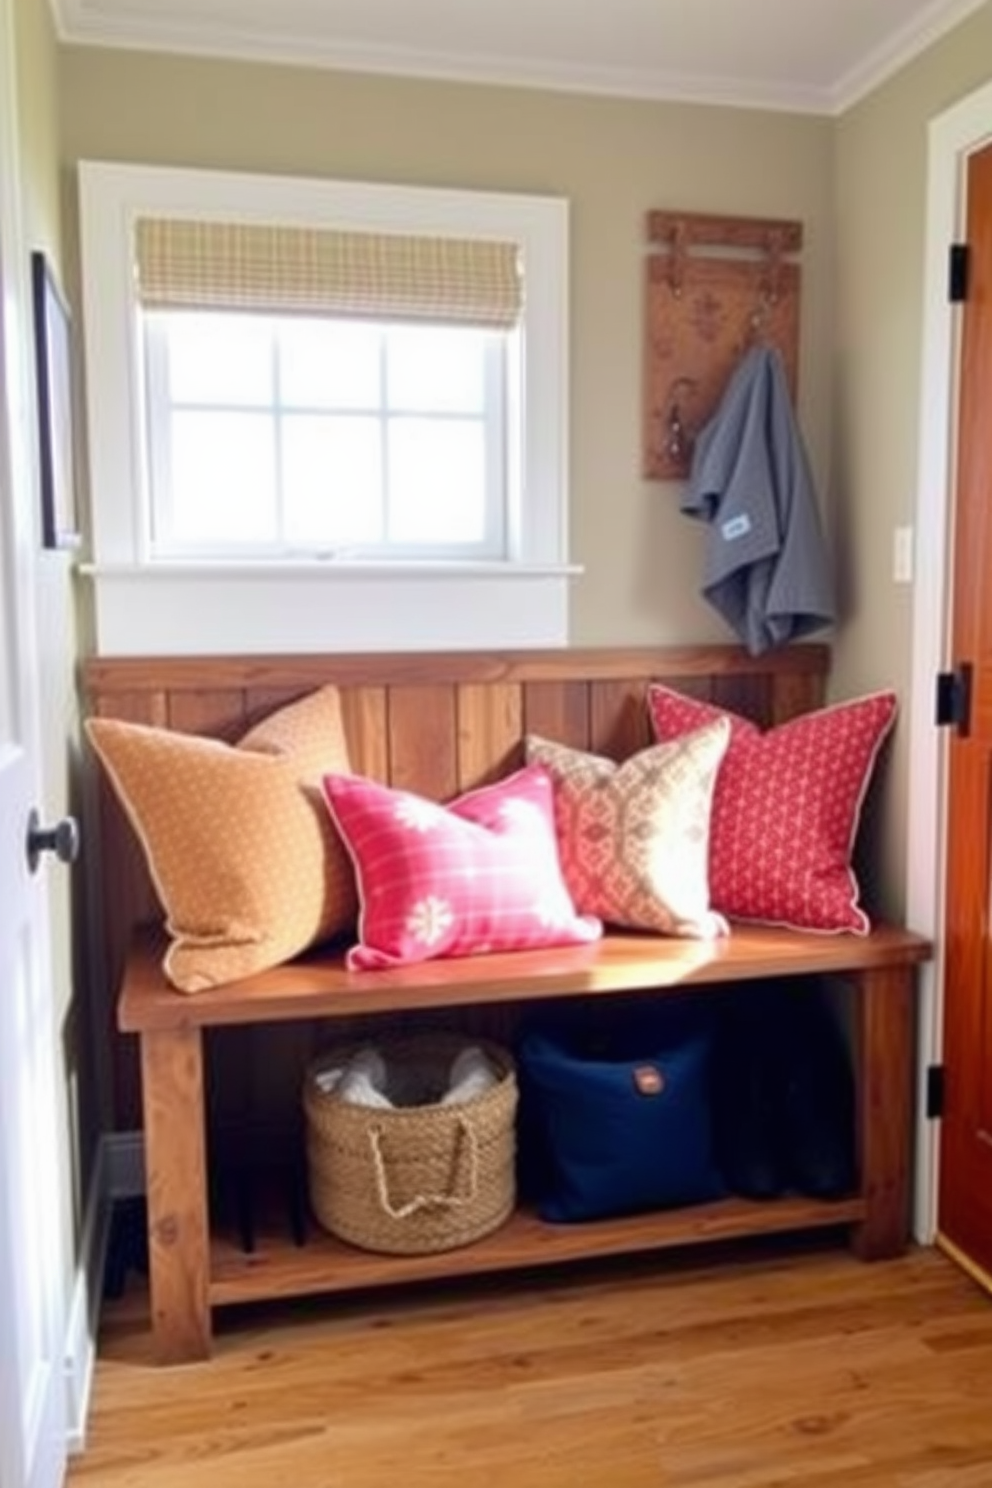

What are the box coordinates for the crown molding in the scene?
[831,0,989,113]
[50,5,835,114]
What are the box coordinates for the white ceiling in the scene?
[50,0,989,114]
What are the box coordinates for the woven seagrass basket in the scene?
[303,1034,517,1256]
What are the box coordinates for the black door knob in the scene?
[26,810,80,874]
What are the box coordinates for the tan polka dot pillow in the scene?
[238,685,348,782]
[86,686,357,992]
[525,719,731,939]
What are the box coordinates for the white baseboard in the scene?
[63,1131,146,1454]
[63,1140,109,1455]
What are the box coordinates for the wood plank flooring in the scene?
[69,1240,992,1488]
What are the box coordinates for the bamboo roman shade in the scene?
[134,218,523,328]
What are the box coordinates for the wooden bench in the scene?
[85,644,931,1364]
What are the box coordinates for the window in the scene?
[79,163,573,655]
[136,216,521,562]
[144,313,508,561]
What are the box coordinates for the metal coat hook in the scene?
[661,376,697,466]
[748,287,775,344]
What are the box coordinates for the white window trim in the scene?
[78,161,576,655]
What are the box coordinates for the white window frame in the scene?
[78,161,575,655]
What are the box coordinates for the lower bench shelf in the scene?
[208,1194,867,1309]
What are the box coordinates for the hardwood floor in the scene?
[69,1240,992,1488]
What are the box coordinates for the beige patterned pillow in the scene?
[86,686,357,993]
[525,718,730,939]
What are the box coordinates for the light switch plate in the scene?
[893,525,914,584]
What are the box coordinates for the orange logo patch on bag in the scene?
[633,1064,665,1096]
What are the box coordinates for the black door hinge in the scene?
[935,663,973,736]
[949,243,970,303]
[926,1064,945,1119]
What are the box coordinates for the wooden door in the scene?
[939,139,992,1287]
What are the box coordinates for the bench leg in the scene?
[140,1026,211,1362]
[850,963,915,1260]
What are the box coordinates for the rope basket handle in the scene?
[368,1117,480,1220]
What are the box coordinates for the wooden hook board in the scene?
[643,210,803,481]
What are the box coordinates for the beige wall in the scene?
[13,0,94,1309]
[58,47,835,647]
[15,0,59,243]
[832,0,992,919]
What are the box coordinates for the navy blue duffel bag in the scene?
[517,1011,725,1223]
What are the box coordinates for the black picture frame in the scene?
[31,250,80,550]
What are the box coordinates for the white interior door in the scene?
[0,0,68,1483]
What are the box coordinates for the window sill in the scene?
[82,561,583,656]
[80,559,582,581]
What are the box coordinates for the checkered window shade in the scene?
[134,218,523,328]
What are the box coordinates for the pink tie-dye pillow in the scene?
[322,764,602,970]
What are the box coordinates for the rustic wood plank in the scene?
[712,672,771,724]
[167,688,246,740]
[91,687,169,725]
[243,685,309,731]
[770,667,826,725]
[387,684,458,798]
[650,671,715,706]
[339,685,389,780]
[209,1194,866,1306]
[141,1027,211,1363]
[851,963,915,1260]
[647,209,804,254]
[456,682,523,789]
[521,680,590,749]
[119,924,931,1035]
[84,643,831,694]
[588,680,651,758]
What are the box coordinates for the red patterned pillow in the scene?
[646,686,897,934]
[322,765,602,970]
